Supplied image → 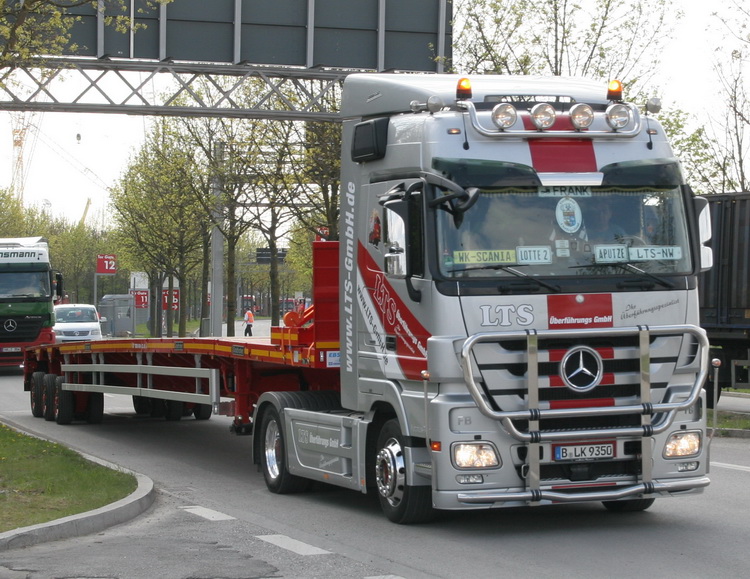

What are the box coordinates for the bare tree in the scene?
[453,0,675,90]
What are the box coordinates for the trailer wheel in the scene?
[375,419,434,524]
[132,396,151,415]
[56,378,75,425]
[165,400,183,421]
[260,406,308,494]
[602,498,655,512]
[194,404,212,420]
[30,371,45,418]
[42,374,58,421]
[86,393,104,424]
[150,400,166,418]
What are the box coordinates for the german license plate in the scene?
[2,347,21,353]
[553,442,615,461]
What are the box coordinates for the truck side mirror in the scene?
[383,197,421,301]
[694,196,713,271]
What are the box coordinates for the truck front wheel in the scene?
[260,406,308,494]
[374,419,434,524]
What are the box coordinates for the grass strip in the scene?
[708,410,750,431]
[0,423,137,533]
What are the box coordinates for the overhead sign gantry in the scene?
[0,0,452,121]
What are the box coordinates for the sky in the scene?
[0,0,737,225]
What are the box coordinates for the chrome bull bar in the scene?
[460,325,709,443]
[457,476,711,506]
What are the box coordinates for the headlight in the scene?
[491,103,517,129]
[663,431,702,458]
[54,329,63,336]
[569,103,594,129]
[453,442,500,469]
[530,103,556,130]
[605,103,631,130]
[90,328,101,336]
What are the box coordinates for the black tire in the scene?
[194,403,212,420]
[132,395,152,415]
[42,374,58,421]
[86,392,104,424]
[374,419,434,524]
[150,400,166,418]
[30,371,45,418]
[165,400,183,421]
[602,498,655,512]
[259,406,308,493]
[56,379,75,425]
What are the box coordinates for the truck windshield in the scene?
[0,271,51,298]
[433,160,692,279]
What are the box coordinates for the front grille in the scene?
[468,330,683,434]
[0,316,44,343]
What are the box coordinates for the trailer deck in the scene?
[23,242,341,430]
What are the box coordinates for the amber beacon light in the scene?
[607,79,623,101]
[456,77,472,100]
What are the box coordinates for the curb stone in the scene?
[0,470,154,552]
[0,421,156,552]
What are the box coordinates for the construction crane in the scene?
[9,111,39,201]
[79,197,91,227]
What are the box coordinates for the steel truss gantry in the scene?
[0,57,349,121]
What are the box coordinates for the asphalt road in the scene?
[1,368,749,579]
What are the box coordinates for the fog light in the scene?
[677,461,699,472]
[664,431,701,458]
[456,474,484,484]
[453,442,500,468]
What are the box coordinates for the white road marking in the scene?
[256,534,331,555]
[712,461,750,473]
[178,506,236,521]
[365,576,407,579]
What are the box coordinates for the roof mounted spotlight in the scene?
[491,103,517,130]
[605,103,632,130]
[530,103,556,130]
[646,97,662,114]
[411,96,446,114]
[427,95,445,113]
[569,103,594,130]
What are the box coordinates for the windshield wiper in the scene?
[569,262,674,289]
[451,264,561,293]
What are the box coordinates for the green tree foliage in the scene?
[0,1,170,78]
[111,119,206,337]
[659,109,726,195]
[0,188,26,235]
[284,225,314,298]
[280,119,341,241]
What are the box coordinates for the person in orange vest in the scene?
[243,308,255,336]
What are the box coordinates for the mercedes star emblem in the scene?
[560,346,603,392]
[3,319,17,333]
